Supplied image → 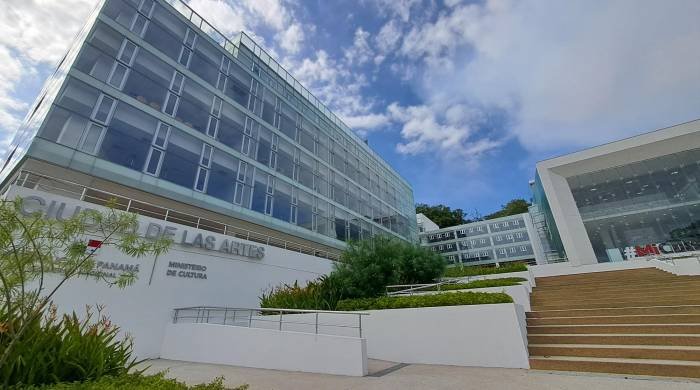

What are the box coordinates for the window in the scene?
[178,47,192,67]
[107,63,129,89]
[130,14,149,37]
[184,28,197,48]
[480,238,486,244]
[159,130,201,188]
[496,236,502,241]
[510,247,516,253]
[499,248,506,255]
[118,40,138,65]
[92,94,117,124]
[163,92,178,116]
[79,123,106,154]
[520,246,527,252]
[144,148,163,175]
[516,232,523,238]
[200,144,213,167]
[100,102,157,170]
[138,0,155,17]
[170,72,185,94]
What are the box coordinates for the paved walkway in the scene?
[144,359,700,390]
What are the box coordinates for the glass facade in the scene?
[418,214,537,267]
[2,0,417,246]
[568,148,700,262]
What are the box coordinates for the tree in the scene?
[415,203,469,228]
[0,197,172,374]
[333,236,446,299]
[484,198,531,220]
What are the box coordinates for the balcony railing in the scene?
[172,306,369,338]
[12,170,340,261]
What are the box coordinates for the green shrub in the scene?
[21,372,246,389]
[336,291,513,311]
[260,273,345,311]
[1,305,137,388]
[333,236,446,299]
[443,263,527,278]
[426,277,526,291]
[261,236,446,310]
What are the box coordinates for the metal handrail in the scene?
[12,170,341,261]
[172,306,368,337]
[386,279,462,296]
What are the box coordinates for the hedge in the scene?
[443,263,527,278]
[336,291,513,311]
[426,277,526,291]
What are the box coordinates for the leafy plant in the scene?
[425,277,526,291]
[333,236,446,299]
[1,304,138,387]
[21,371,247,389]
[260,273,345,311]
[336,291,513,311]
[0,197,172,387]
[443,263,527,278]
[261,236,446,310]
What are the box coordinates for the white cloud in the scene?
[276,23,305,54]
[345,28,373,66]
[0,0,97,157]
[342,113,390,133]
[387,0,700,155]
[387,102,502,161]
[373,0,422,22]
[373,19,402,65]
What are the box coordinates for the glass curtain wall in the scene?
[33,0,415,244]
[568,149,700,262]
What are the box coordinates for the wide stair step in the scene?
[529,356,700,378]
[527,267,700,378]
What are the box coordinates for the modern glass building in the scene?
[532,119,700,265]
[417,213,544,267]
[0,0,417,260]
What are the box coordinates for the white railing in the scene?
[12,170,341,261]
[172,306,369,338]
[386,279,463,296]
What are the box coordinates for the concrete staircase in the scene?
[527,268,700,378]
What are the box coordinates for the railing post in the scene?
[126,199,132,212]
[173,309,179,323]
[359,314,362,338]
[248,310,253,327]
[315,312,319,334]
[223,308,228,325]
[279,310,283,331]
[206,308,210,323]
[232,309,237,325]
[80,186,87,201]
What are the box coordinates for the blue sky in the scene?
[2,0,700,216]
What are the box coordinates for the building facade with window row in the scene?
[0,0,418,260]
[417,213,545,267]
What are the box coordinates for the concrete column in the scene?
[537,168,597,266]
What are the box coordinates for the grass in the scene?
[425,277,526,291]
[443,263,527,278]
[336,291,513,311]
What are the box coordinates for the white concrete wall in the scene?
[11,186,335,358]
[160,323,367,376]
[470,285,531,312]
[360,304,529,369]
[530,259,655,277]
